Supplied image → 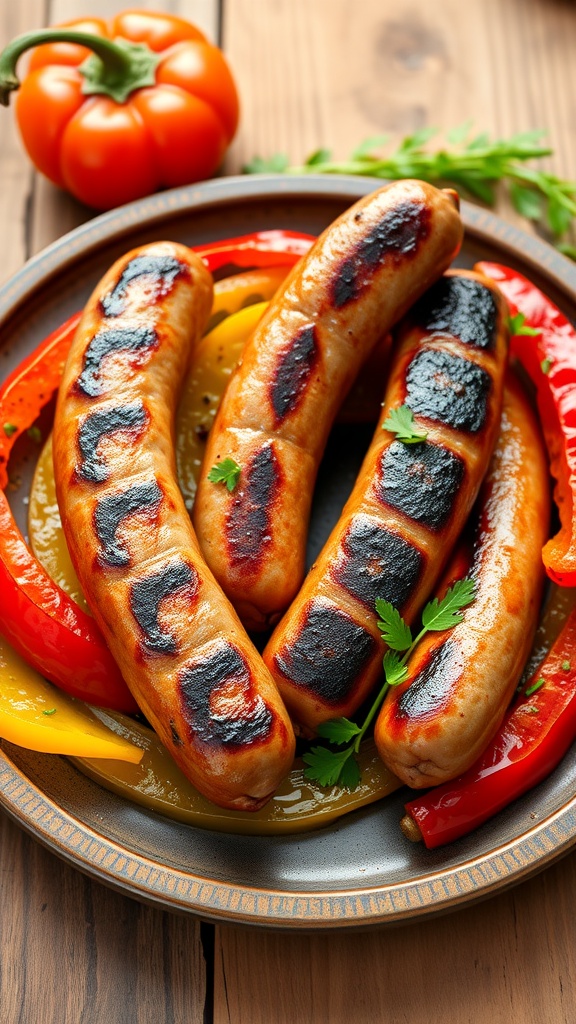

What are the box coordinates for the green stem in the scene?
[0,28,159,106]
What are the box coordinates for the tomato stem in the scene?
[0,29,159,106]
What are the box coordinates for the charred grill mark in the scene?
[413,276,498,350]
[332,515,423,610]
[77,401,148,483]
[273,600,377,704]
[377,440,464,530]
[178,642,273,748]
[227,444,280,569]
[94,480,163,567]
[332,200,430,307]
[395,639,461,720]
[130,558,198,655]
[100,254,187,317]
[405,349,491,432]
[270,324,318,423]
[76,325,158,397]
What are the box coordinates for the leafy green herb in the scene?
[3,422,17,437]
[207,457,241,492]
[507,312,541,337]
[382,404,428,444]
[303,578,476,789]
[27,426,42,444]
[244,127,576,250]
[525,706,539,715]
[42,708,57,716]
[525,677,545,697]
[540,357,553,375]
[562,660,571,671]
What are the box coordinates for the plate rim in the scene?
[1,173,576,929]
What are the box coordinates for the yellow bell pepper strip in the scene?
[206,265,290,332]
[177,301,269,507]
[0,633,142,761]
[74,710,400,835]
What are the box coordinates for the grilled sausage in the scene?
[193,181,464,631]
[52,242,295,811]
[263,269,509,736]
[374,375,549,787]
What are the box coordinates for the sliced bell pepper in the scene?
[0,632,142,761]
[402,588,576,848]
[476,261,576,586]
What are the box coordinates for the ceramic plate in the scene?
[1,175,576,930]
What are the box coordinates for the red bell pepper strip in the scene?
[402,609,576,849]
[0,231,314,710]
[476,261,576,586]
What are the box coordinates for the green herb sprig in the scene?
[245,126,576,248]
[383,404,428,444]
[207,457,241,492]
[507,312,541,337]
[302,578,476,789]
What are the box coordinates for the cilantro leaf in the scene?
[510,182,543,220]
[421,578,476,632]
[375,598,413,651]
[302,745,356,788]
[207,457,241,492]
[316,717,361,745]
[383,650,409,687]
[383,405,428,444]
[338,754,362,790]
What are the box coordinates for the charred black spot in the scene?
[178,642,273,747]
[94,480,163,567]
[412,275,498,350]
[396,639,461,719]
[76,325,158,397]
[333,515,423,610]
[130,558,197,654]
[377,440,464,530]
[332,201,430,307]
[227,444,279,569]
[100,254,187,317]
[273,600,377,704]
[170,720,183,747]
[270,324,317,422]
[405,349,491,432]
[77,401,148,483]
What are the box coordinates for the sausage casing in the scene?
[193,181,463,631]
[263,269,509,735]
[374,375,549,787]
[53,242,295,810]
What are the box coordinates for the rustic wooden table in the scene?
[1,1,576,1021]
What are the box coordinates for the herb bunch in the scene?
[302,578,476,790]
[244,125,576,251]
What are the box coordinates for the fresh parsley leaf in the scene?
[541,357,553,374]
[316,717,361,744]
[242,153,289,174]
[383,650,409,686]
[302,745,356,788]
[562,660,571,671]
[507,312,541,337]
[510,182,543,220]
[350,134,389,159]
[338,754,362,790]
[547,194,573,236]
[383,404,428,444]
[3,422,17,437]
[305,148,332,166]
[421,578,476,632]
[207,457,241,492]
[375,598,413,651]
[42,708,57,716]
